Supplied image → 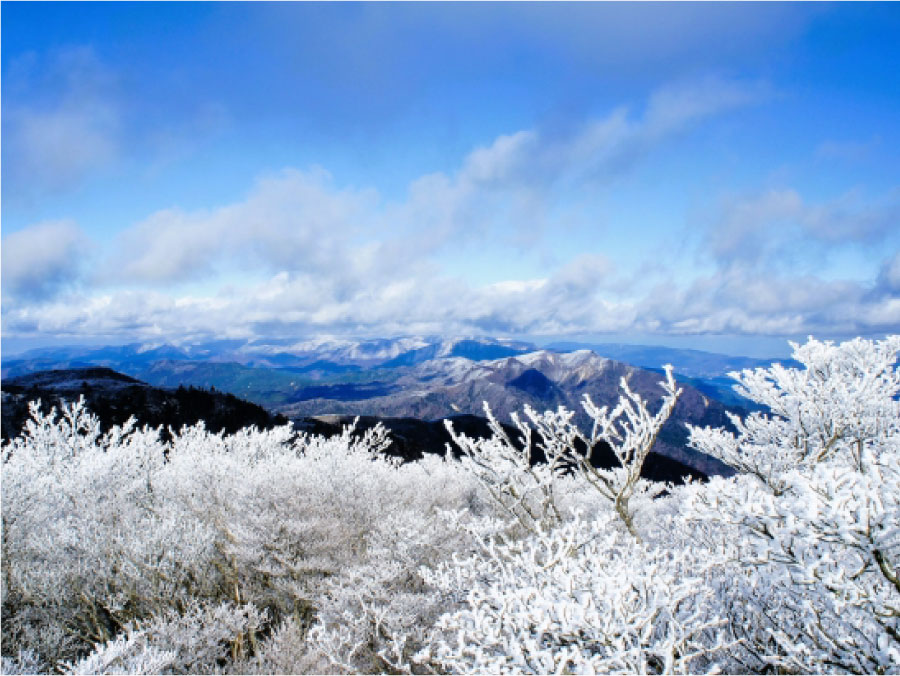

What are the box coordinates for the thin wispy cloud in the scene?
[2,47,120,199]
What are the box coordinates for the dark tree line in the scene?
[2,377,287,442]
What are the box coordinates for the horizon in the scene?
[1,331,809,362]
[3,3,898,356]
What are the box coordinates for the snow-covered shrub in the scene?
[685,336,900,673]
[61,633,176,676]
[302,456,498,674]
[446,365,681,538]
[422,511,735,674]
[425,336,899,675]
[689,336,900,490]
[62,602,266,675]
[1,399,492,673]
[2,400,219,664]
[0,650,45,676]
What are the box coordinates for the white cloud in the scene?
[3,46,232,200]
[5,253,897,343]
[106,167,382,286]
[708,189,806,263]
[876,250,900,295]
[3,47,120,197]
[5,77,895,345]
[99,77,767,293]
[643,77,769,137]
[636,266,898,337]
[398,77,768,253]
[460,130,538,185]
[1,221,89,301]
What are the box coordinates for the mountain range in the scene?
[2,335,789,404]
[1,367,709,486]
[277,350,735,476]
[0,336,772,476]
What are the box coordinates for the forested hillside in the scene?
[1,368,287,441]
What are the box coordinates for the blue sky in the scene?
[2,2,899,357]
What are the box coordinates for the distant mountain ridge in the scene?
[0,366,710,485]
[545,341,797,379]
[278,350,737,476]
[2,335,788,475]
[3,335,789,380]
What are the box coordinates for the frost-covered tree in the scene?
[445,366,681,538]
[2,399,216,662]
[426,337,899,675]
[690,336,900,491]
[685,336,900,673]
[1,398,492,673]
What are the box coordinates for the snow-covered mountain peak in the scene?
[496,349,612,382]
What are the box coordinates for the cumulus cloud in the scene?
[668,188,900,336]
[2,221,89,301]
[3,47,120,198]
[106,168,382,286]
[2,264,629,343]
[635,264,900,337]
[8,252,896,343]
[102,77,765,291]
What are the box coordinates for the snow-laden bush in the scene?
[446,365,681,538]
[1,401,490,672]
[422,511,735,674]
[297,456,499,674]
[62,602,266,675]
[0,650,45,676]
[424,336,899,675]
[682,336,900,673]
[2,400,218,663]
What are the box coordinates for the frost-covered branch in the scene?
[444,404,567,534]
[445,365,681,538]
[579,364,681,538]
[689,336,900,490]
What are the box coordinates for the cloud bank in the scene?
[2,78,897,345]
